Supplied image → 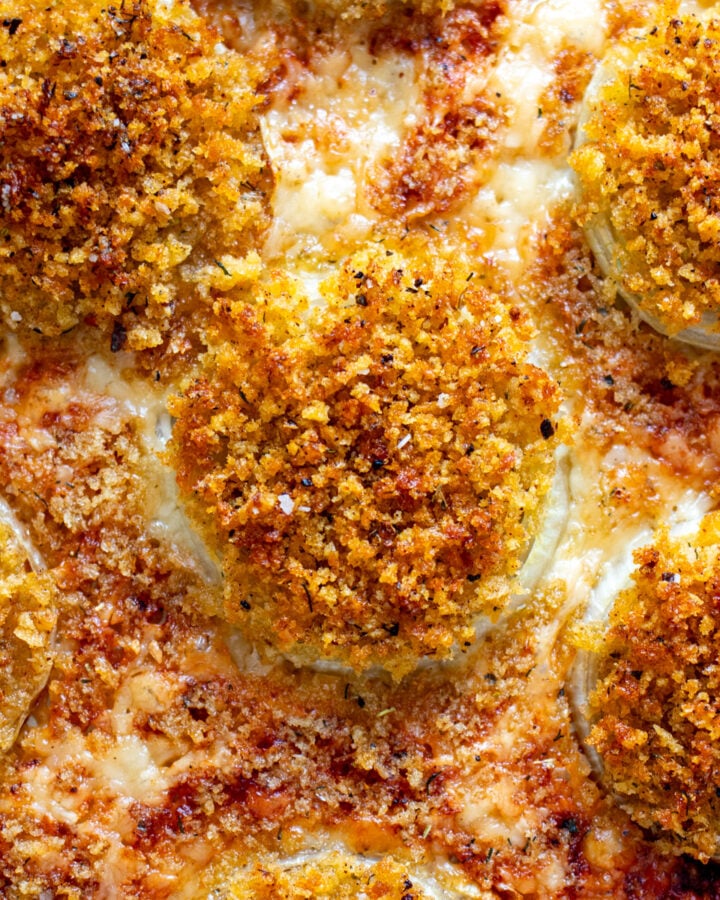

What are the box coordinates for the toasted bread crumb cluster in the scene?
[571,7,720,335]
[208,852,439,899]
[586,515,720,860]
[170,238,560,675]
[0,525,56,752]
[0,0,267,350]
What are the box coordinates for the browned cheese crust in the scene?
[582,519,720,861]
[571,3,720,334]
[5,1,720,897]
[368,3,506,221]
[170,238,560,675]
[0,0,268,350]
[528,217,720,487]
[301,0,455,20]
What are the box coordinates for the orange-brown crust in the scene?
[537,48,595,159]
[0,530,57,752]
[1,1,720,896]
[367,4,506,221]
[170,238,561,674]
[206,852,442,898]
[0,0,268,350]
[571,4,720,334]
[586,519,720,860]
[528,216,720,487]
[0,352,705,895]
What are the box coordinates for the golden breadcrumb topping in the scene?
[0,526,56,752]
[584,513,720,861]
[170,238,560,675]
[209,851,439,899]
[571,5,720,335]
[537,49,595,159]
[0,0,268,350]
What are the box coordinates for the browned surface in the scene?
[368,3,506,221]
[0,0,269,350]
[170,238,560,675]
[1,0,720,896]
[572,2,720,334]
[585,522,720,861]
[528,216,720,487]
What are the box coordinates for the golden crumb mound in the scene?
[208,852,445,899]
[584,513,720,861]
[170,238,561,676]
[0,525,56,751]
[571,5,720,342]
[0,0,268,350]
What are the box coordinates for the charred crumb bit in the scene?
[540,418,555,439]
[110,321,127,353]
[425,771,441,793]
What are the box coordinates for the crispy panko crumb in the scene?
[170,237,561,676]
[586,512,720,860]
[0,0,268,350]
[209,852,440,898]
[0,525,56,752]
[571,4,720,335]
